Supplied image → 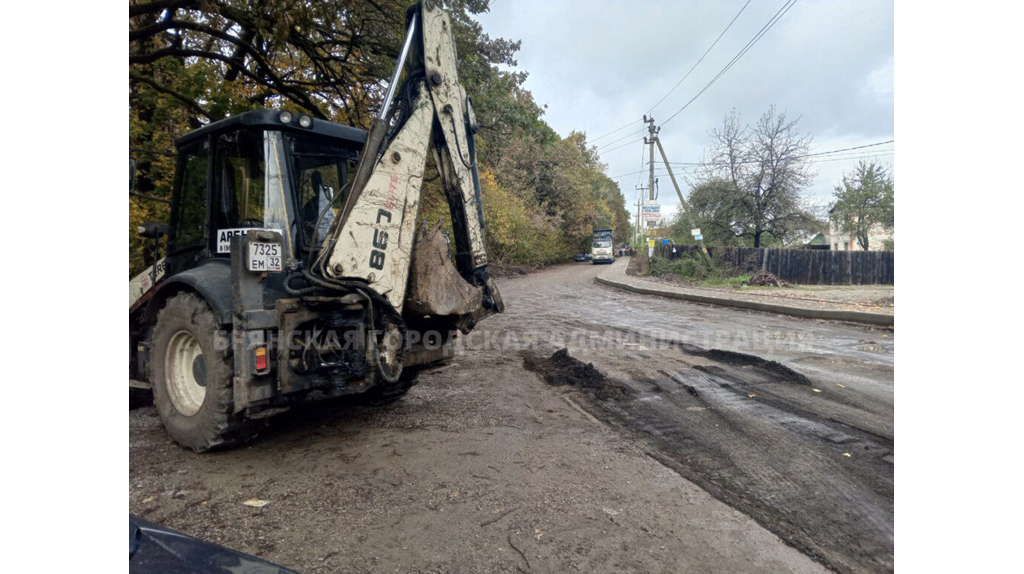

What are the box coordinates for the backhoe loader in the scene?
[128,1,504,451]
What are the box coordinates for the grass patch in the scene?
[645,254,749,288]
[700,275,751,288]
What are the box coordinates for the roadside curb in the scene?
[595,265,894,327]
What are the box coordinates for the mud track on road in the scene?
[526,345,893,573]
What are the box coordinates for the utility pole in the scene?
[643,115,658,202]
[641,115,660,253]
[630,198,638,245]
[634,184,647,247]
[652,134,713,265]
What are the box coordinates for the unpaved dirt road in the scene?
[129,258,893,573]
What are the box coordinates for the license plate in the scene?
[248,242,282,272]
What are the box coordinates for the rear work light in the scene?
[254,345,270,375]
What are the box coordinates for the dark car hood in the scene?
[130,515,298,574]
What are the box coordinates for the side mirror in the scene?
[138,222,169,239]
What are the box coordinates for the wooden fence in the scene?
[653,244,894,285]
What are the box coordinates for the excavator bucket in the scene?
[404,220,484,320]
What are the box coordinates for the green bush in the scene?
[647,254,712,279]
[645,254,747,287]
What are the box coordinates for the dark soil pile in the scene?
[677,343,812,385]
[523,348,634,401]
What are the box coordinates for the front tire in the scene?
[150,292,253,452]
[358,368,420,406]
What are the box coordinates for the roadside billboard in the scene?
[642,203,661,223]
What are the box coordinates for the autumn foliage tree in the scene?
[128,0,629,274]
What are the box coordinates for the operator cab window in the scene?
[290,135,356,255]
[212,130,294,256]
[170,141,209,253]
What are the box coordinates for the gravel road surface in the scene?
[130,258,893,573]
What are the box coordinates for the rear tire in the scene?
[150,292,254,452]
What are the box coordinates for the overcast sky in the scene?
[475,0,894,222]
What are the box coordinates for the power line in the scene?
[636,143,647,189]
[805,149,894,160]
[805,151,894,164]
[667,149,894,167]
[609,165,701,180]
[591,1,752,147]
[606,140,895,179]
[596,127,646,151]
[661,0,799,128]
[589,118,642,144]
[599,136,646,155]
[610,150,893,181]
[803,139,894,157]
[647,0,753,115]
[597,0,797,159]
[671,139,895,166]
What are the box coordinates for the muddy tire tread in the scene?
[150,292,255,452]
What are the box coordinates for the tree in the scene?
[128,0,527,204]
[830,161,894,250]
[695,106,820,247]
[128,0,632,270]
[129,0,530,271]
[680,178,748,246]
[129,0,526,122]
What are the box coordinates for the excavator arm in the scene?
[314,1,503,326]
